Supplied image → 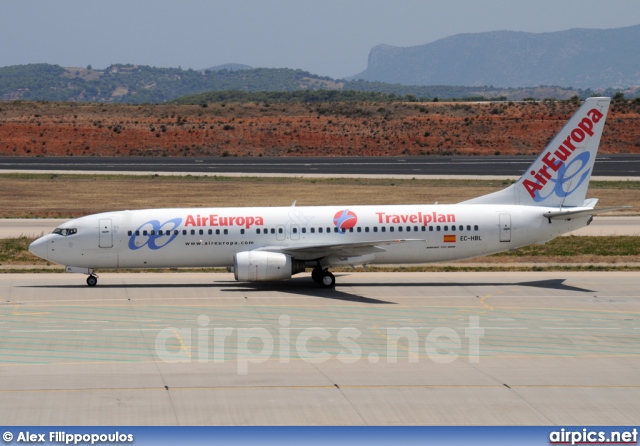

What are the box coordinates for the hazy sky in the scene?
[2,0,640,79]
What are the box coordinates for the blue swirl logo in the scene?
[128,218,182,250]
[533,152,591,202]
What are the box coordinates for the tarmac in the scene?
[0,271,638,425]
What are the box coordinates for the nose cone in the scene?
[29,237,48,260]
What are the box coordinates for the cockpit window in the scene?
[52,228,77,236]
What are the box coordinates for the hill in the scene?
[2,63,635,105]
[353,25,640,89]
[0,64,341,104]
[201,63,253,72]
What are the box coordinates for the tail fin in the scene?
[462,97,611,207]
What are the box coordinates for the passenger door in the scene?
[499,213,511,243]
[98,218,113,248]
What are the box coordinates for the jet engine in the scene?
[233,251,305,282]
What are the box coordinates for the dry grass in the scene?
[2,174,638,218]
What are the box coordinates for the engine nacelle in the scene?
[233,251,305,282]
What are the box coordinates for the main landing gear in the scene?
[86,274,98,287]
[311,266,335,288]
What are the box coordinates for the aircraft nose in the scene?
[29,237,48,259]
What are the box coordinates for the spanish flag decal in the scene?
[444,234,456,243]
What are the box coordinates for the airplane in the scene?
[29,97,626,288]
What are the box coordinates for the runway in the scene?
[2,154,640,177]
[1,271,638,425]
[3,216,638,239]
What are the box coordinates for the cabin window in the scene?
[224,229,228,235]
[334,227,339,233]
[199,229,204,235]
[302,228,307,234]
[381,227,386,232]
[310,228,315,233]
[357,227,362,233]
[270,228,275,234]
[390,227,395,232]
[240,229,245,235]
[208,229,212,235]
[436,226,441,231]
[127,230,132,236]
[182,230,187,235]
[428,226,433,232]
[143,230,148,236]
[216,229,221,235]
[174,230,179,235]
[474,225,479,231]
[349,227,354,233]
[319,227,323,233]
[365,227,369,233]
[373,227,378,233]
[292,228,298,234]
[278,228,283,234]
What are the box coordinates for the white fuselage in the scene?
[26,97,614,287]
[29,203,589,270]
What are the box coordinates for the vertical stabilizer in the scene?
[462,97,610,207]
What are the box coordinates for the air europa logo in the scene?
[129,218,182,250]
[334,209,357,233]
[523,107,603,201]
[185,214,264,229]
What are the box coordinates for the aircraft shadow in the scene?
[332,278,594,293]
[20,277,593,303]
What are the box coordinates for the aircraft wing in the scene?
[543,206,631,220]
[255,239,426,259]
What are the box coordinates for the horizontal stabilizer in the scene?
[543,206,631,220]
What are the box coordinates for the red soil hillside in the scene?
[0,100,639,157]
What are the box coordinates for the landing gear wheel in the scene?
[86,275,98,287]
[311,267,323,284]
[320,271,335,288]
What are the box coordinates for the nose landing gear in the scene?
[86,274,98,287]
